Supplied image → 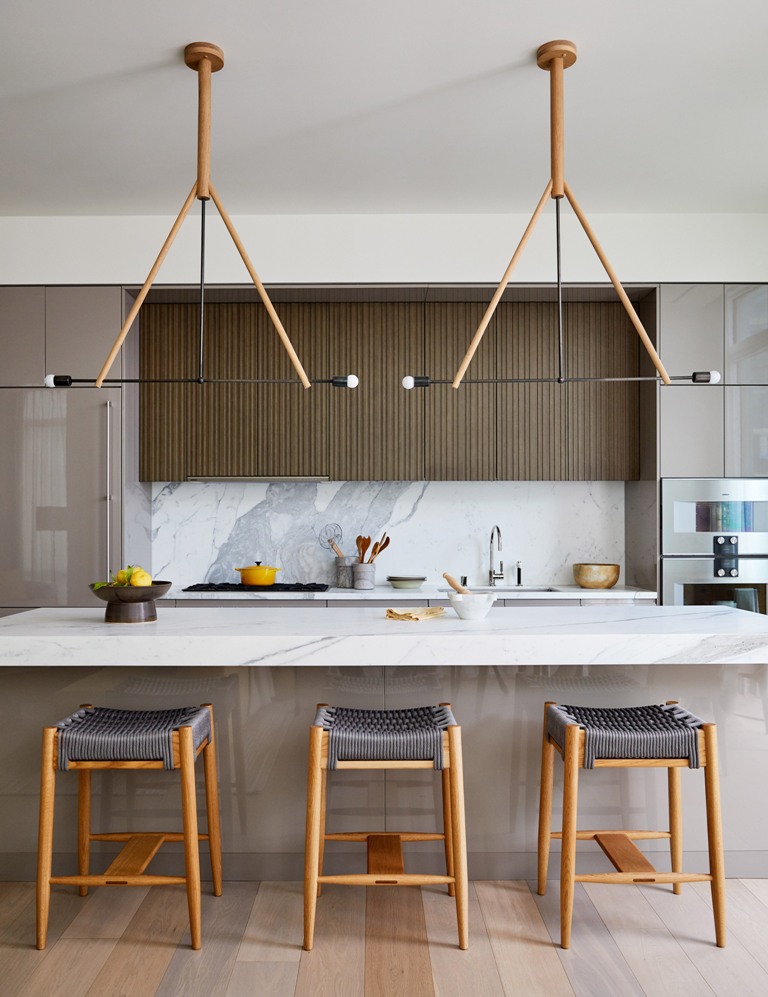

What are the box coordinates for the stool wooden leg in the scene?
[667,765,683,895]
[77,770,91,898]
[703,723,726,947]
[202,706,223,897]
[316,767,327,898]
[36,727,57,950]
[537,701,556,895]
[304,725,324,951]
[447,725,469,950]
[442,767,456,897]
[179,726,202,950]
[560,723,580,949]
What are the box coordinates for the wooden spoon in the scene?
[443,572,471,594]
[358,536,371,563]
[369,535,390,562]
[356,535,364,561]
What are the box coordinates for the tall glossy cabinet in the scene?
[0,286,123,608]
[725,285,768,476]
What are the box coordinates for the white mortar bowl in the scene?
[447,592,496,620]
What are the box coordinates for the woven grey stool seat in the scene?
[36,703,222,952]
[304,703,468,951]
[537,699,726,950]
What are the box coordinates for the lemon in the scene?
[115,569,130,585]
[130,568,153,587]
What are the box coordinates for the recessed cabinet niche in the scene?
[139,293,649,482]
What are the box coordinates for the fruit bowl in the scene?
[89,581,172,623]
[572,563,620,589]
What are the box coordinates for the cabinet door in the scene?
[330,302,424,480]
[46,286,123,381]
[658,284,725,478]
[497,301,566,480]
[425,302,495,480]
[187,302,330,478]
[0,388,122,606]
[725,386,768,476]
[0,287,45,385]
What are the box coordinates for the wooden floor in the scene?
[3,879,768,996]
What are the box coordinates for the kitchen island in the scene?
[1,604,767,882]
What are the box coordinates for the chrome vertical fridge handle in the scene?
[105,399,112,580]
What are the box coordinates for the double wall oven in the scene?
[661,478,768,614]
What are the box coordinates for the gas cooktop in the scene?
[182,582,329,593]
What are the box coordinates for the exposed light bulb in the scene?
[402,375,415,390]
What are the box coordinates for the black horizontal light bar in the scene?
[45,374,359,388]
[402,371,722,388]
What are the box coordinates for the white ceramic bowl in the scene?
[387,576,426,590]
[447,592,496,620]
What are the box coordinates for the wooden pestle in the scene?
[443,572,471,595]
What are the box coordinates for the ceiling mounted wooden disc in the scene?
[184,42,225,72]
[536,40,577,70]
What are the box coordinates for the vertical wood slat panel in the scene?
[329,302,424,480]
[566,302,639,480]
[139,304,197,481]
[187,302,329,478]
[496,302,567,480]
[424,302,496,480]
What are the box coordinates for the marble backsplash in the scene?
[145,480,627,589]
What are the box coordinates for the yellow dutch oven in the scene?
[235,562,282,585]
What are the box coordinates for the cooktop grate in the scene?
[182,582,329,592]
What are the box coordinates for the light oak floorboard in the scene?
[693,880,768,973]
[2,886,86,997]
[474,880,574,997]
[531,881,644,997]
[295,884,366,997]
[640,882,768,996]
[225,962,299,997]
[421,883,505,997]
[0,883,35,935]
[155,883,257,997]
[583,883,715,997]
[237,881,301,963]
[741,878,768,909]
[365,886,434,997]
[16,938,117,997]
[83,886,192,997]
[62,885,150,939]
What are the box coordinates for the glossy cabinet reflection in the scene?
[725,286,768,476]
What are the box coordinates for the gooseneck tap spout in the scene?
[489,525,504,586]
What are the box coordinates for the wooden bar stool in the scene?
[36,703,223,950]
[303,703,468,951]
[537,700,726,949]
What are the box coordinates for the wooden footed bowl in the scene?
[572,563,620,589]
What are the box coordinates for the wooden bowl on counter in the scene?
[572,563,620,589]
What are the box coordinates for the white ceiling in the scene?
[3,0,767,217]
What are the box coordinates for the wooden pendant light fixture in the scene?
[93,42,312,390]
[450,39,672,389]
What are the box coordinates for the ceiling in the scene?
[3,0,767,217]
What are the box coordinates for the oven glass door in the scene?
[661,557,768,613]
[662,478,768,555]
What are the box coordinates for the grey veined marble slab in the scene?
[1,605,767,668]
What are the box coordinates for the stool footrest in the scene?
[104,834,165,878]
[595,833,657,874]
[551,829,671,841]
[90,832,210,843]
[50,874,187,886]
[325,831,444,843]
[317,873,454,887]
[574,871,713,885]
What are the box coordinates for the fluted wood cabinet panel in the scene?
[565,303,639,480]
[424,302,496,480]
[328,303,424,480]
[186,303,329,478]
[496,302,567,480]
[140,304,196,481]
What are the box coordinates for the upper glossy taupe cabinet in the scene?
[45,286,123,382]
[0,286,45,385]
[138,292,652,482]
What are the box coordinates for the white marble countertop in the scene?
[167,583,657,602]
[1,604,767,668]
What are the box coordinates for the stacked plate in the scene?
[387,575,427,590]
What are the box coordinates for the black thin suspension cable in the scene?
[198,198,206,383]
[555,197,565,383]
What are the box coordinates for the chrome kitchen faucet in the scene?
[489,525,504,586]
